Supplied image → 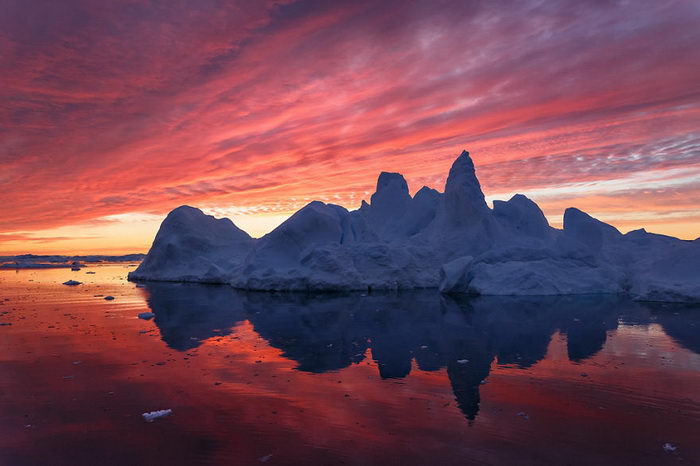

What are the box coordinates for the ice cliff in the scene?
[129,150,700,303]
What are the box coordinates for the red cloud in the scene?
[1,0,699,248]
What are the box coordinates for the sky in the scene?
[1,0,699,255]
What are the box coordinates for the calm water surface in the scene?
[1,265,699,465]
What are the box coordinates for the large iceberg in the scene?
[129,150,700,302]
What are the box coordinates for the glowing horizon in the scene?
[1,0,699,255]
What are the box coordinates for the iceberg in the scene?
[128,205,253,283]
[129,150,700,302]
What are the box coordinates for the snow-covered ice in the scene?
[663,443,677,454]
[142,409,172,422]
[129,150,700,303]
[128,205,253,283]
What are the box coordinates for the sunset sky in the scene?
[1,0,699,255]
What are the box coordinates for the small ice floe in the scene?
[142,409,172,422]
[137,312,155,320]
[662,443,677,454]
[104,296,115,301]
[62,280,82,286]
[457,359,469,364]
[85,271,96,274]
[259,454,273,463]
[516,412,529,420]
[72,361,82,365]
[420,345,429,349]
[71,267,81,271]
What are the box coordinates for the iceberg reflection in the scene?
[141,283,700,420]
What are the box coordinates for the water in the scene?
[1,265,699,465]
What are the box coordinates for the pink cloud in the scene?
[1,0,699,249]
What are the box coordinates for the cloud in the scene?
[1,0,699,247]
[0,232,99,244]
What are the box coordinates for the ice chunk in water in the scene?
[142,409,172,422]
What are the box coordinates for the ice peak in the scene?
[438,150,489,225]
[169,204,200,215]
[370,171,411,211]
[493,194,550,238]
[414,186,440,201]
[563,208,620,236]
[164,205,210,225]
[564,207,621,251]
[455,149,475,169]
[445,151,484,196]
[375,172,409,195]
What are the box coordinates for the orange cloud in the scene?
[1,0,699,253]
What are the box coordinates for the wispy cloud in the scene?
[1,0,699,251]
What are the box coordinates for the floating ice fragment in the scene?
[663,443,677,453]
[259,454,273,462]
[457,359,469,364]
[104,296,115,300]
[138,312,155,320]
[62,280,82,286]
[142,409,172,422]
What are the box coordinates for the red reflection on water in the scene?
[0,265,699,465]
